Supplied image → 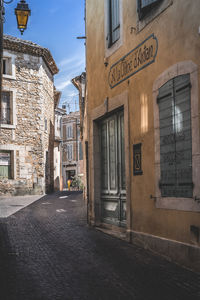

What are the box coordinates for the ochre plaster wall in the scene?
[86,0,200,246]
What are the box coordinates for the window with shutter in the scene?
[2,58,12,75]
[0,151,12,179]
[108,0,120,48]
[67,144,73,161]
[67,125,73,139]
[0,92,10,124]
[137,0,162,20]
[158,74,193,198]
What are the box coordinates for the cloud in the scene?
[59,56,79,68]
[55,48,85,111]
[58,47,85,69]
[56,79,71,90]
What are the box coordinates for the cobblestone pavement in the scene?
[0,191,199,300]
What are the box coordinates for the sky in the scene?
[4,0,86,112]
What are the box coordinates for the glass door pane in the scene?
[108,118,117,192]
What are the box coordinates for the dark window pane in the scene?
[109,118,117,190]
[3,59,6,74]
[141,0,159,8]
[138,0,162,20]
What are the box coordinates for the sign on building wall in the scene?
[108,34,158,88]
[133,143,143,176]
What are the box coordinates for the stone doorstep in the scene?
[94,222,128,241]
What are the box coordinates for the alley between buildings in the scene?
[0,191,199,300]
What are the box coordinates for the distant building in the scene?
[0,35,59,195]
[62,111,83,189]
[54,91,65,191]
[71,73,87,196]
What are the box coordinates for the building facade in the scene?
[85,0,200,271]
[62,111,83,189]
[54,91,65,191]
[0,35,58,195]
[71,73,87,196]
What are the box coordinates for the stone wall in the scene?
[0,49,55,196]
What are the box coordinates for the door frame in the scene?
[100,110,126,226]
[90,90,131,238]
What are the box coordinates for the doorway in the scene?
[100,110,126,226]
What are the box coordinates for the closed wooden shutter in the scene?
[158,74,193,198]
[67,144,73,160]
[108,0,120,47]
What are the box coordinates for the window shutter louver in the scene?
[111,0,120,43]
[158,74,193,198]
[108,0,120,47]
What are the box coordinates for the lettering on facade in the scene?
[108,34,158,88]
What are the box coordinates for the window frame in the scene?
[137,0,162,21]
[67,144,73,161]
[0,87,17,129]
[104,0,123,58]
[66,125,73,139]
[107,0,120,48]
[137,0,173,33]
[157,74,193,198]
[1,91,11,125]
[2,51,16,80]
[0,149,15,180]
[153,61,200,212]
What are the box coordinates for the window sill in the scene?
[105,37,123,59]
[0,124,16,129]
[3,74,16,80]
[155,197,200,212]
[137,0,173,33]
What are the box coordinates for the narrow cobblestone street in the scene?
[0,191,199,300]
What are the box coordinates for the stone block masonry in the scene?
[0,35,59,196]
